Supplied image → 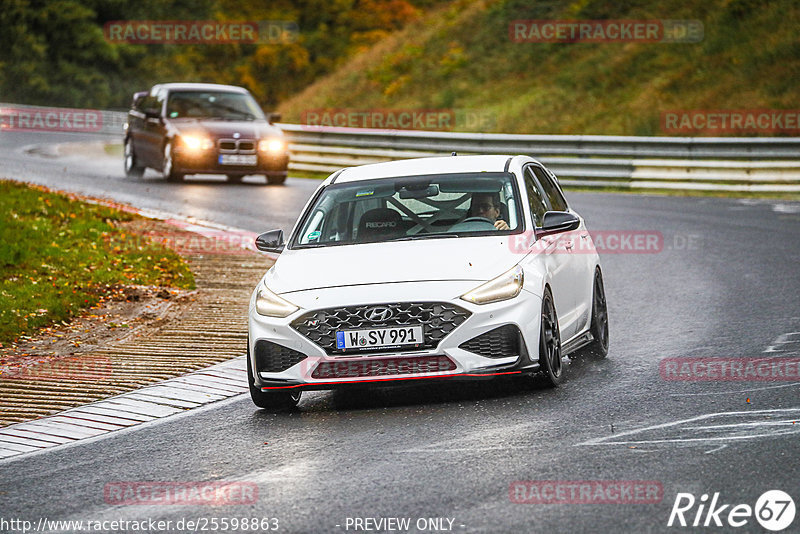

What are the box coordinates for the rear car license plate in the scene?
[219,154,257,165]
[336,326,423,350]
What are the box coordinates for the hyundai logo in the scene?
[364,306,394,322]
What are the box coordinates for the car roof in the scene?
[333,155,516,184]
[154,83,251,94]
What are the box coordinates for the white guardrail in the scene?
[2,102,799,192]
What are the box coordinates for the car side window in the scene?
[523,166,548,227]
[131,95,145,112]
[531,165,568,212]
[139,95,158,114]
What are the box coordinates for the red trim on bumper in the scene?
[260,370,523,390]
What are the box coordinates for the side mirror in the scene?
[255,229,285,253]
[268,112,281,124]
[143,107,161,119]
[536,211,580,237]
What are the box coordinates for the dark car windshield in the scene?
[166,91,266,121]
[291,172,524,248]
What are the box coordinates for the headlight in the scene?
[178,134,213,151]
[259,138,286,153]
[255,284,298,317]
[460,265,524,305]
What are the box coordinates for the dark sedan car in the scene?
[124,83,289,184]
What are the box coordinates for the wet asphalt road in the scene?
[1,131,799,533]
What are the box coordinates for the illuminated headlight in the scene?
[259,138,286,153]
[460,265,524,305]
[255,284,299,317]
[178,134,213,151]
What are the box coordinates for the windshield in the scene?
[291,172,524,248]
[166,91,266,121]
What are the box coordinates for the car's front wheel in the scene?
[162,142,183,182]
[247,340,301,410]
[124,137,144,178]
[539,287,564,387]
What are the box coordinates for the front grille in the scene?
[311,355,455,379]
[218,139,256,154]
[254,340,307,373]
[459,325,521,359]
[292,302,471,355]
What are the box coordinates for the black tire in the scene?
[123,137,144,178]
[265,174,286,185]
[580,268,609,359]
[247,339,301,410]
[539,287,564,387]
[227,174,244,184]
[162,142,183,183]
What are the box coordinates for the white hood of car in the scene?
[266,236,521,294]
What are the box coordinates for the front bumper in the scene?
[173,147,289,176]
[247,281,543,392]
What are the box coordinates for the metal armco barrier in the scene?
[280,124,800,192]
[3,103,799,192]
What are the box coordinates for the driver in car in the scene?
[469,192,510,230]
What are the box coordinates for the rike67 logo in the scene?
[668,490,795,531]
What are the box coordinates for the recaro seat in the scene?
[357,208,404,242]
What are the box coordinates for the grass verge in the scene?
[0,180,195,345]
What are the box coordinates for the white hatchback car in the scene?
[247,155,608,409]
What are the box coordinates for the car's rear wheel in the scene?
[580,268,609,359]
[539,287,563,387]
[162,142,183,183]
[124,137,144,178]
[247,339,301,410]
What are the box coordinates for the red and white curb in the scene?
[0,189,269,462]
[0,356,248,461]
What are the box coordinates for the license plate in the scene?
[219,154,257,165]
[336,326,423,350]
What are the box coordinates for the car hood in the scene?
[266,236,522,294]
[169,118,283,139]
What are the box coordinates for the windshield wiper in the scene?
[390,233,460,241]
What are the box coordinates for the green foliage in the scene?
[0,0,443,109]
[277,0,800,135]
[0,181,194,345]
